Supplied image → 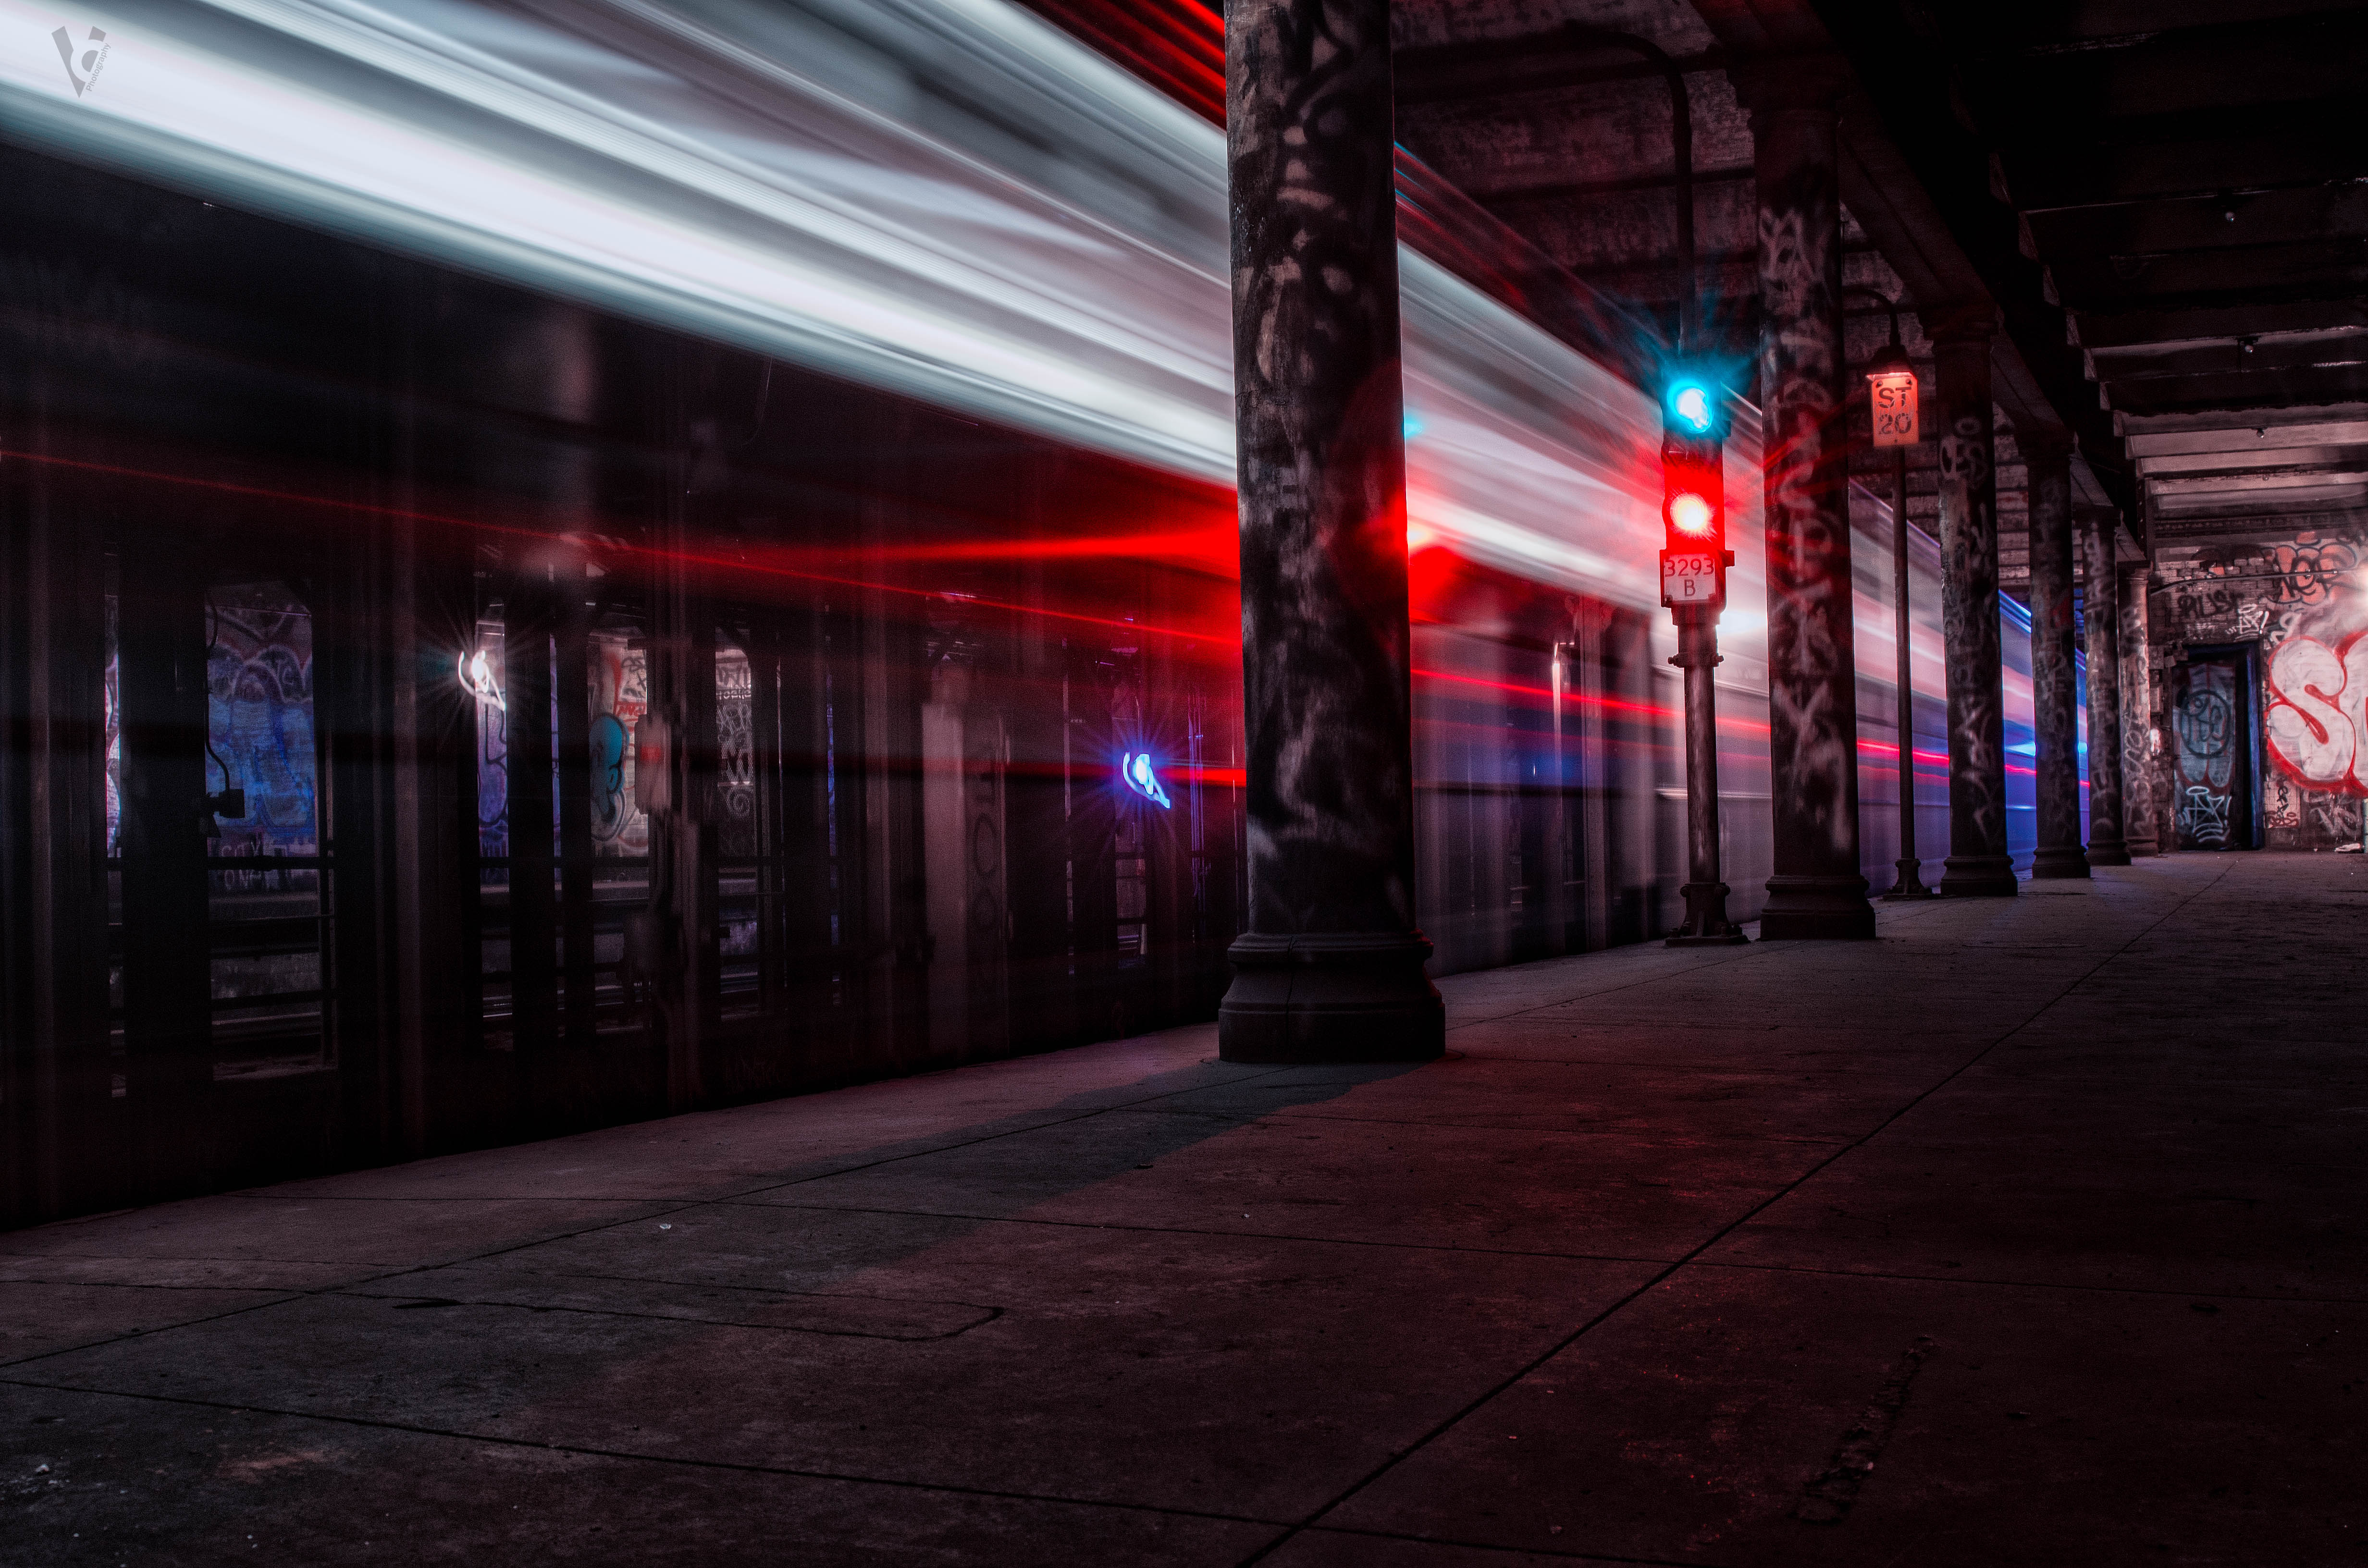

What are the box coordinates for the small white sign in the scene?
[1870,371,1919,448]
[1661,550,1719,606]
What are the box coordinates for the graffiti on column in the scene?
[1229,0,1415,935]
[1756,157,1859,867]
[1937,411,2005,853]
[2023,447,2080,864]
[2118,570,2151,846]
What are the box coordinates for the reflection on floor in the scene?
[4,853,2363,1565]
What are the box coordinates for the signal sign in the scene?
[1661,549,1721,608]
[1869,369,1919,448]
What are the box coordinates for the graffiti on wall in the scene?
[2150,529,2366,849]
[589,631,650,857]
[2265,627,2368,796]
[472,621,509,861]
[717,644,757,858]
[2171,535,2359,624]
[205,585,319,855]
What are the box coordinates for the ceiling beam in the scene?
[1997,101,2368,209]
[1973,0,2368,49]
[2091,331,2368,382]
[2073,297,2368,351]
[2047,238,2368,312]
[1961,12,2368,122]
[2107,362,2368,416]
[2024,182,2368,256]
[2137,443,2368,477]
[2127,420,2368,458]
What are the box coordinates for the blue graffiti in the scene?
[590,712,630,842]
[1120,751,1172,809]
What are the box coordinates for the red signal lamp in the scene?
[1667,490,1715,537]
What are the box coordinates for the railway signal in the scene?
[1658,363,1748,946]
[1659,434,1729,611]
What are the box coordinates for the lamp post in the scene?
[1846,286,1932,899]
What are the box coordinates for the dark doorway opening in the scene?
[2169,643,2264,851]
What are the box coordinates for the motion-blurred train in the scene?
[1,0,2069,1137]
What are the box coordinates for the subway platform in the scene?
[4,853,2363,1566]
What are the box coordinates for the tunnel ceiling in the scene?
[1805,0,2368,548]
[1058,0,2368,565]
[1391,1,1756,374]
[1383,0,2123,592]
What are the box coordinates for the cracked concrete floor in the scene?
[5,853,2364,1566]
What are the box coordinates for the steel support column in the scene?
[1219,0,1441,1062]
[2022,430,2089,879]
[1736,61,1873,938]
[1931,319,2017,896]
[2079,509,2130,865]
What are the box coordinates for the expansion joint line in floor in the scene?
[1235,860,2239,1568]
[0,1064,1310,1375]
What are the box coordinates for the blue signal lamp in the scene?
[1662,370,1729,441]
[1121,751,1172,809]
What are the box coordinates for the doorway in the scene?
[2169,642,2263,851]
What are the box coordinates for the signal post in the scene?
[1659,375,1749,947]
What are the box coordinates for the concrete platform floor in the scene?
[5,853,2365,1566]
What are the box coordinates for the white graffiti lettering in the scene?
[2265,632,2368,795]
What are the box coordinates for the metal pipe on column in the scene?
[1930,316,2018,896]
[2079,509,2131,865]
[2022,430,2090,879]
[1843,284,1930,901]
[1884,440,1930,898]
[1735,60,1874,938]
[1218,0,1441,1062]
[2117,561,2158,856]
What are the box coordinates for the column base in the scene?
[1666,880,1749,946]
[2030,845,2092,879]
[2123,833,2158,858]
[1758,874,1875,939]
[1882,858,1936,900]
[1940,854,2020,896]
[2087,836,2132,867]
[1218,931,1444,1064]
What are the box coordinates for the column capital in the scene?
[2014,423,2076,464]
[1923,300,1999,347]
[1727,54,1855,120]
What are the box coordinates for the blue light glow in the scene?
[1670,383,1713,434]
[1121,752,1172,809]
